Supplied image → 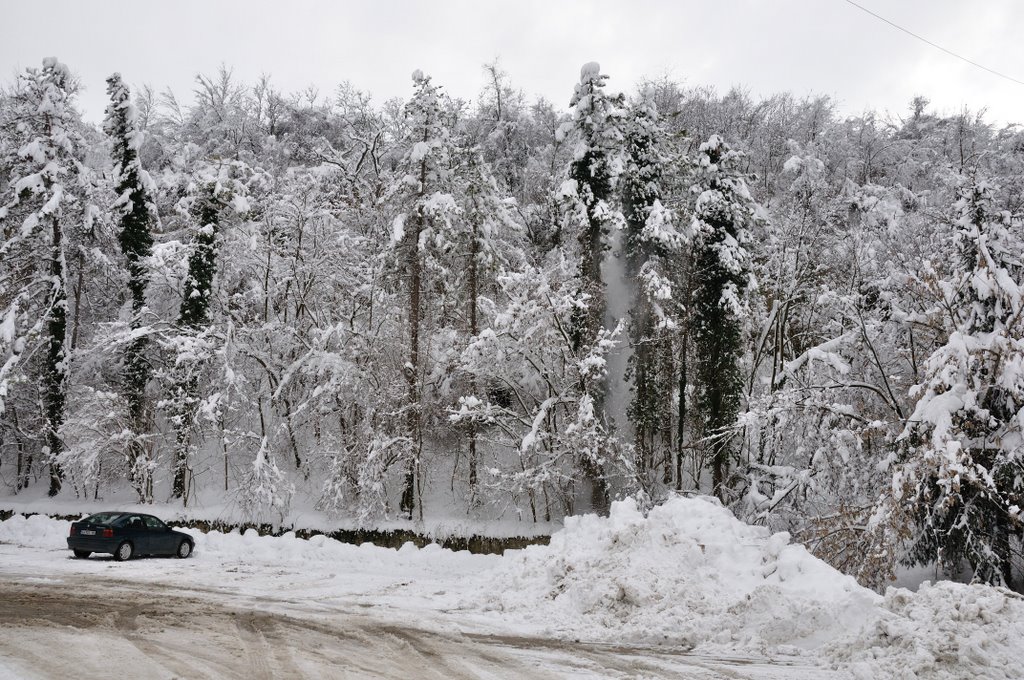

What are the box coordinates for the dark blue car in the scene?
[67,512,194,561]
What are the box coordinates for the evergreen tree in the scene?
[689,135,758,500]
[0,58,83,496]
[620,98,686,484]
[103,73,156,498]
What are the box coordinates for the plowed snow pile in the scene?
[473,496,880,652]
[472,495,1024,678]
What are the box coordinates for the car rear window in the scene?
[83,512,123,526]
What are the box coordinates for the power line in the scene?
[843,0,1024,87]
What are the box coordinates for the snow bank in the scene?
[471,496,880,653]
[470,496,1024,676]
[0,513,69,549]
[829,581,1024,680]
[191,526,480,574]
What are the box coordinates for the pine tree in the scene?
[895,180,1024,586]
[0,58,82,496]
[689,135,758,500]
[104,73,156,498]
[560,62,625,513]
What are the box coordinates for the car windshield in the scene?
[82,512,123,526]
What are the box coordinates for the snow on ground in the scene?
[1,496,1022,678]
[0,511,497,621]
[469,496,1024,677]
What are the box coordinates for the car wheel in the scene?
[114,541,134,562]
[176,540,193,559]
[73,550,91,559]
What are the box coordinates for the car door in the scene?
[143,515,176,554]
[122,515,151,554]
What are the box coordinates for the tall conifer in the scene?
[689,136,758,499]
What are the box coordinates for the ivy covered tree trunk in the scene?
[400,201,423,520]
[621,99,681,483]
[694,250,744,497]
[104,73,155,499]
[43,212,68,496]
[467,216,480,495]
[172,191,221,500]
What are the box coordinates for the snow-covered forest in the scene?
[1,57,1022,592]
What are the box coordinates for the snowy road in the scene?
[0,543,833,679]
[2,575,724,679]
[0,575,827,680]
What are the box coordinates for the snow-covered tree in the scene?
[455,255,631,521]
[164,164,251,502]
[890,180,1024,586]
[448,149,522,500]
[559,62,626,513]
[620,97,687,484]
[387,70,460,519]
[0,58,84,495]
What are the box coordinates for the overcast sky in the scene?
[1,0,1022,125]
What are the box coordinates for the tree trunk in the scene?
[676,331,687,491]
[44,214,67,497]
[467,220,480,498]
[401,206,424,520]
